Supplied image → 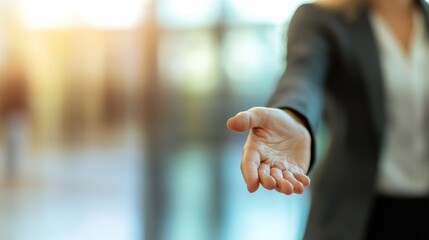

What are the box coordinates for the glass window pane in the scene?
[163,144,215,240]
[221,27,285,97]
[158,30,220,95]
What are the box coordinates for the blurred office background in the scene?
[0,0,316,239]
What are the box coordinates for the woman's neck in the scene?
[370,0,416,54]
[370,0,415,16]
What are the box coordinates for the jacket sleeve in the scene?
[267,4,332,173]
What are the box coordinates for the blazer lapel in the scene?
[417,0,429,32]
[349,7,385,140]
[347,0,429,141]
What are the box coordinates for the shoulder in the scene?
[293,3,339,19]
[420,0,429,15]
[287,3,348,38]
[290,3,344,29]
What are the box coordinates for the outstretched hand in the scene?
[227,107,311,195]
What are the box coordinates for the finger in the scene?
[227,108,267,132]
[246,107,267,129]
[288,165,311,187]
[283,171,304,194]
[271,167,293,195]
[227,112,252,132]
[270,167,283,182]
[293,173,311,187]
[258,163,276,190]
[241,149,260,192]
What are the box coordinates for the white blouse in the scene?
[370,9,429,197]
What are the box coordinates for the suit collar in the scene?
[417,0,429,31]
[349,10,385,140]
[347,0,429,141]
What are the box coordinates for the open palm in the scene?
[227,107,311,194]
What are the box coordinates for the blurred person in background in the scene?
[227,0,429,239]
[0,51,28,181]
[0,5,30,183]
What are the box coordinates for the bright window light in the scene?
[19,0,148,29]
[226,0,308,24]
[158,0,220,28]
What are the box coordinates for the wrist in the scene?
[283,109,307,127]
[283,109,312,171]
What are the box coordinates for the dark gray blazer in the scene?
[267,1,429,239]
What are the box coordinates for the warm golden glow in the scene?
[19,0,148,29]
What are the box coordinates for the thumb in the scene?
[226,108,266,132]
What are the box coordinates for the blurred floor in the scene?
[0,123,143,240]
